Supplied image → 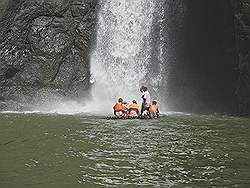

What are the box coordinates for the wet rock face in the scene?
[0,0,9,18]
[237,0,250,115]
[163,0,239,114]
[162,0,250,115]
[0,0,97,110]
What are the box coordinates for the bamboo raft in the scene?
[106,115,163,120]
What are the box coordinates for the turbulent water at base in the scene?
[86,0,157,113]
[1,113,250,187]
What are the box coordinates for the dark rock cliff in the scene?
[0,0,97,110]
[236,0,250,115]
[164,0,250,115]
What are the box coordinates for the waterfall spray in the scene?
[85,0,156,113]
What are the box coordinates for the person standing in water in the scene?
[140,86,151,116]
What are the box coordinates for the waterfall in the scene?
[86,0,157,113]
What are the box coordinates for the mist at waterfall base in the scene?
[83,0,166,114]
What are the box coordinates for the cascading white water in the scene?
[85,0,156,113]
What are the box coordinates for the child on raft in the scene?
[113,99,140,118]
[148,100,160,118]
[128,100,140,117]
[113,98,160,118]
[113,98,126,117]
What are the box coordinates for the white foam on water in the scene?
[1,111,42,114]
[0,109,191,117]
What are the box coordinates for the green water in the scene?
[0,113,250,187]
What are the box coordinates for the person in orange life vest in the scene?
[128,100,140,117]
[122,101,129,117]
[149,100,160,118]
[113,98,125,116]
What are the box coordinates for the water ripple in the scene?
[60,116,250,186]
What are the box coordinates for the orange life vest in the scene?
[114,102,124,111]
[128,103,140,110]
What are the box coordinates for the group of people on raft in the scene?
[113,86,160,118]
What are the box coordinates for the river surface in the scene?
[0,113,250,187]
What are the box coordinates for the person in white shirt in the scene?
[140,86,151,116]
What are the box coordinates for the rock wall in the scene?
[0,0,98,110]
[164,0,239,114]
[164,0,250,115]
[236,0,250,115]
[0,0,9,17]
